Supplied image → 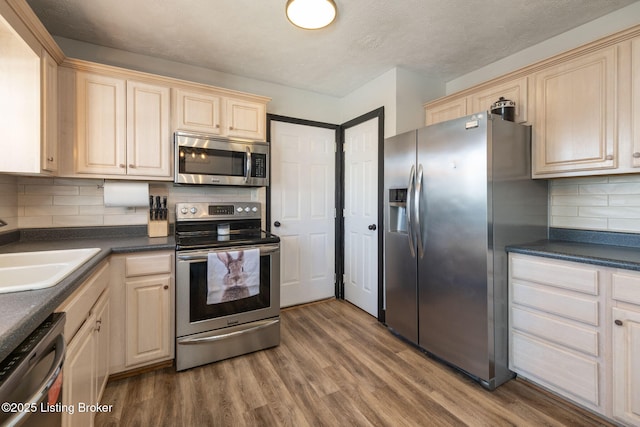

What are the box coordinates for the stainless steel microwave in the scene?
[174,132,269,186]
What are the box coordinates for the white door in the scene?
[270,121,336,307]
[343,117,379,317]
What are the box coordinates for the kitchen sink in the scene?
[0,248,101,294]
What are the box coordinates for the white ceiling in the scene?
[26,0,639,97]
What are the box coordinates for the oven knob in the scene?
[251,207,258,213]
[190,207,198,214]
[180,207,188,214]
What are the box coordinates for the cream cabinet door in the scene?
[125,275,172,367]
[225,98,266,141]
[469,76,528,123]
[531,46,617,177]
[632,38,640,168]
[126,81,171,177]
[93,290,110,404]
[173,88,222,135]
[63,313,97,427]
[612,307,640,426]
[41,49,58,173]
[425,97,467,126]
[76,72,127,175]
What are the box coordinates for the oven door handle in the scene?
[177,244,280,260]
[178,319,279,345]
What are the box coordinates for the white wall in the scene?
[446,2,640,94]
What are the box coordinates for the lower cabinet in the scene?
[110,251,175,374]
[509,253,640,426]
[56,261,110,427]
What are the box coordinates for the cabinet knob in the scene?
[119,164,126,168]
[605,155,614,160]
[615,319,623,326]
[164,285,169,290]
[229,126,234,130]
[633,152,640,159]
[129,164,136,169]
[47,157,54,162]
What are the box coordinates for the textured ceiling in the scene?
[26,0,639,97]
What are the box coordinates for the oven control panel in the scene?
[176,202,261,221]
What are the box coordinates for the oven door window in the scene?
[189,254,271,321]
[179,147,246,176]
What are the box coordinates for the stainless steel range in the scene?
[174,201,280,371]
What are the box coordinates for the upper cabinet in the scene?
[425,76,527,126]
[173,88,268,141]
[74,72,171,178]
[58,60,270,180]
[0,0,63,174]
[424,25,640,179]
[531,46,617,177]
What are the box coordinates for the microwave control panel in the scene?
[252,153,267,178]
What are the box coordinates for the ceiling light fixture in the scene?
[286,0,337,30]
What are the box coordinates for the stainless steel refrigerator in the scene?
[384,113,548,389]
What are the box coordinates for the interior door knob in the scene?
[368,224,377,231]
[274,221,281,227]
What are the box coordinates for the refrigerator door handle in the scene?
[406,165,416,258]
[415,164,425,258]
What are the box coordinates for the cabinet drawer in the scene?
[511,331,599,406]
[125,252,172,277]
[512,307,598,356]
[612,272,640,305]
[511,255,599,295]
[512,282,599,325]
[57,261,110,341]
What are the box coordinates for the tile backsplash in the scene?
[550,175,640,233]
[12,176,260,229]
[0,175,18,231]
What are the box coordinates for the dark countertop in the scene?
[0,227,175,362]
[506,228,640,271]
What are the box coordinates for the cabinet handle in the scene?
[47,157,54,162]
[615,319,623,326]
[95,318,102,332]
[633,152,640,159]
[605,155,614,160]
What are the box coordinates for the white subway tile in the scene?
[550,184,579,196]
[18,195,53,206]
[551,195,607,206]
[609,195,640,206]
[608,218,640,233]
[551,216,608,229]
[53,195,103,206]
[581,182,640,195]
[580,206,640,219]
[19,216,53,228]
[550,206,578,216]
[53,215,103,227]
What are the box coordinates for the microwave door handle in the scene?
[245,147,252,183]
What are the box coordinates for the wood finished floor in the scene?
[95,299,614,427]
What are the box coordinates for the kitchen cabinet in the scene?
[56,261,110,427]
[109,251,174,374]
[173,88,267,141]
[509,254,604,412]
[74,71,171,178]
[509,252,640,426]
[530,46,617,177]
[611,271,640,426]
[41,48,58,172]
[424,76,527,126]
[632,37,640,169]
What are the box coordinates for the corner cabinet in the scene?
[73,71,171,178]
[509,253,640,426]
[173,88,268,141]
[109,251,175,374]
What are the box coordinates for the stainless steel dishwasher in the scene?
[0,313,65,427]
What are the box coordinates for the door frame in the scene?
[339,107,385,322]
[266,114,341,298]
[266,108,384,322]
